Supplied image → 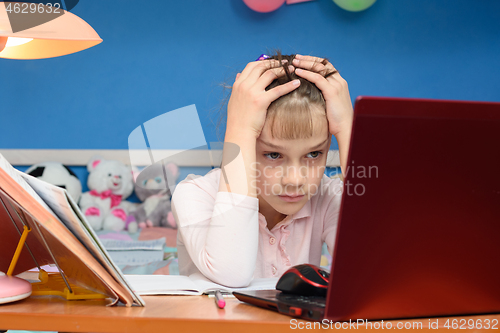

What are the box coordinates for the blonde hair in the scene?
[265,51,337,140]
[214,50,337,141]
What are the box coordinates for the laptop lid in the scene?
[325,96,500,321]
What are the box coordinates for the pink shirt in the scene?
[171,168,343,287]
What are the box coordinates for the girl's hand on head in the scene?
[292,55,353,138]
[227,59,300,139]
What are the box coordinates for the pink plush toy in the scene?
[79,156,136,232]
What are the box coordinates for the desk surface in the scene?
[0,295,499,333]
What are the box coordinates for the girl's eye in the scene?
[154,177,162,183]
[264,152,281,160]
[118,175,122,179]
[307,151,323,159]
[108,173,112,177]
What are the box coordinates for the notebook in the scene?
[234,96,500,322]
[125,273,279,296]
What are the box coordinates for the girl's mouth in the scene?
[278,195,305,202]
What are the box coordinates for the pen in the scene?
[214,290,225,309]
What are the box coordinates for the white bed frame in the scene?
[0,149,341,167]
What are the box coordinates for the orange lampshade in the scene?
[0,2,102,59]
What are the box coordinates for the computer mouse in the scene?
[276,264,329,297]
[0,271,32,305]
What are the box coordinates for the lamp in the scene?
[0,1,102,59]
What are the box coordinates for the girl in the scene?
[171,52,353,287]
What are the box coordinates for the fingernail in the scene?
[293,58,299,65]
[288,65,294,72]
[295,54,302,59]
[292,79,300,86]
[295,68,303,74]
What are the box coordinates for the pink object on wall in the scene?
[286,0,313,4]
[243,0,285,13]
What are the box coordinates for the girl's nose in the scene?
[281,165,306,187]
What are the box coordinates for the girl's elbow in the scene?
[210,266,255,288]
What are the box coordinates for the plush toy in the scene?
[79,156,135,232]
[26,162,82,202]
[129,162,179,229]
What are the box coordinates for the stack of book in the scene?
[0,153,143,306]
[100,238,166,266]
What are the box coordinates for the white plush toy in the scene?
[79,156,136,232]
[26,161,82,202]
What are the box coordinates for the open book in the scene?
[125,273,279,296]
[0,153,143,307]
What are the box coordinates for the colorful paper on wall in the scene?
[286,0,313,4]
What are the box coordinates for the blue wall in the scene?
[1,0,499,150]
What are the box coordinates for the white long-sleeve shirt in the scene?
[171,168,343,287]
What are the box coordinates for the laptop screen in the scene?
[325,96,500,321]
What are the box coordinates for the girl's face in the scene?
[255,110,331,224]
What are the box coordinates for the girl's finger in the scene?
[244,59,288,84]
[292,58,329,75]
[296,54,337,72]
[264,79,301,104]
[235,73,241,81]
[295,58,343,83]
[294,58,338,78]
[238,59,282,83]
[295,54,332,67]
[254,65,294,91]
[294,68,339,100]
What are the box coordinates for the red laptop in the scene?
[234,96,500,322]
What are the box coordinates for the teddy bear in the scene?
[128,162,179,229]
[79,156,136,232]
[26,161,82,203]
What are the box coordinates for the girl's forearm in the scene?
[218,130,257,197]
[334,120,353,178]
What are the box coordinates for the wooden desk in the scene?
[0,295,499,333]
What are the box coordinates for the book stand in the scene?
[0,190,106,301]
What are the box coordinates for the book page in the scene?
[124,273,279,296]
[18,171,144,307]
[64,193,145,306]
[124,275,202,295]
[189,273,279,294]
[0,155,60,219]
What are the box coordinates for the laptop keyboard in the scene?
[278,294,326,308]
